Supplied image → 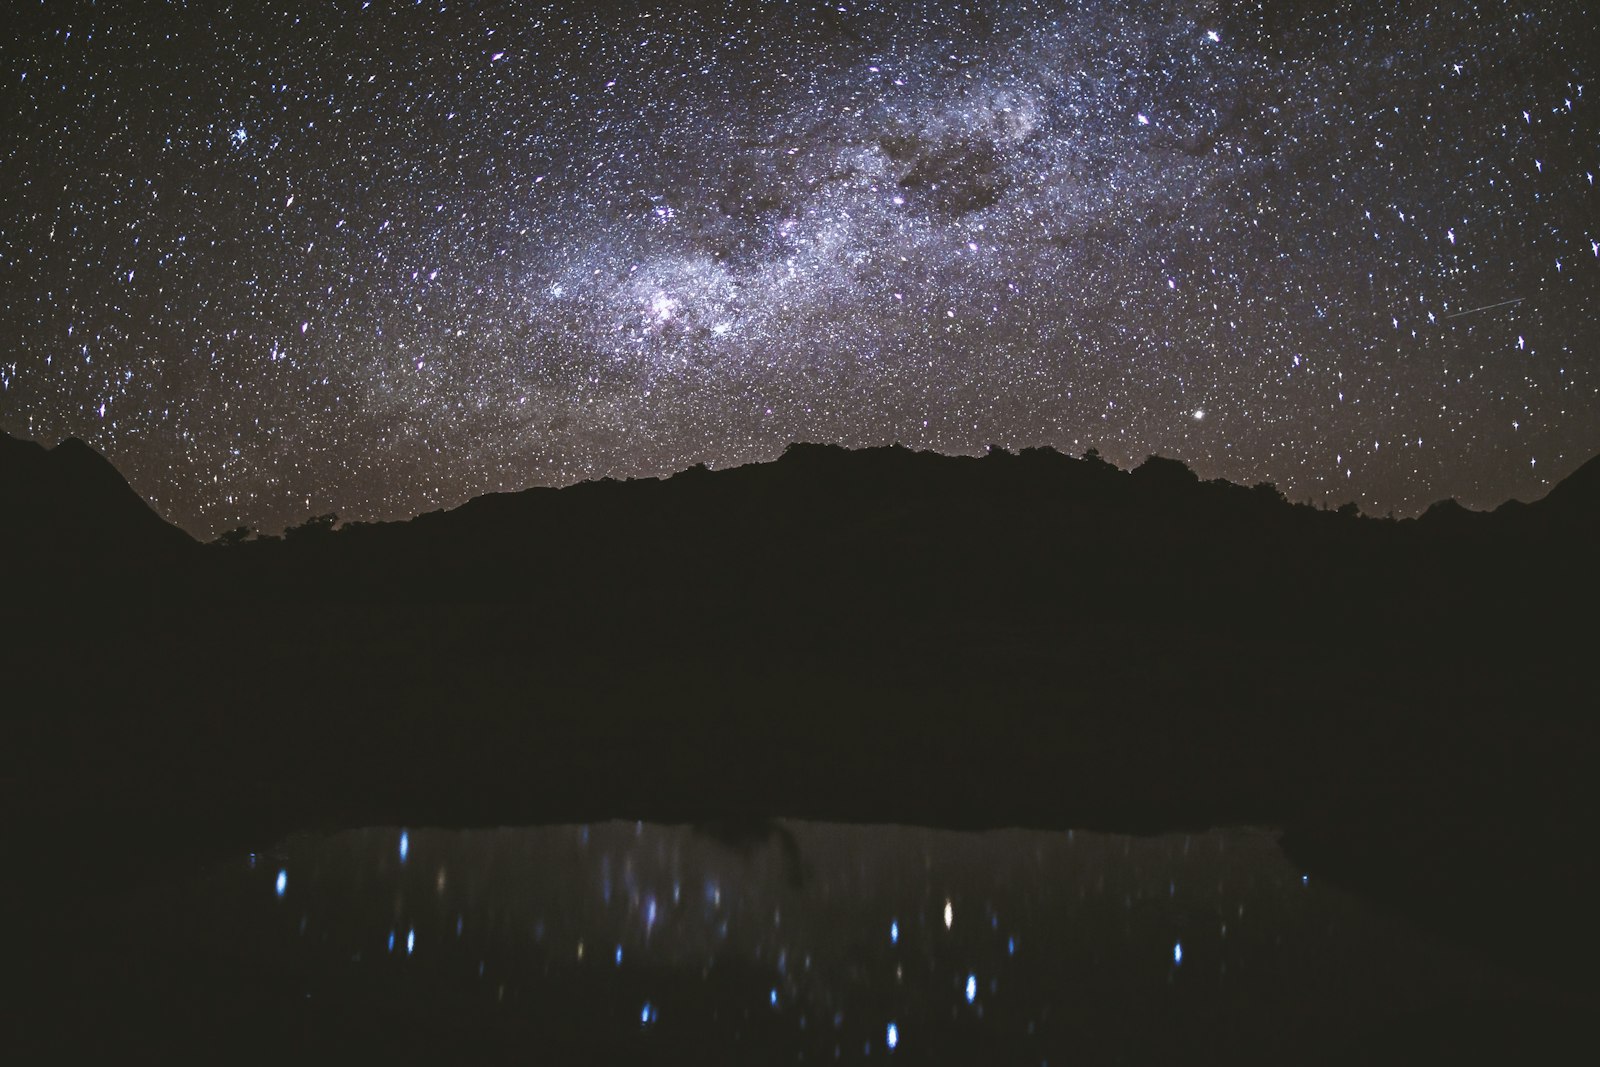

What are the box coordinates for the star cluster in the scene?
[3,1,1596,535]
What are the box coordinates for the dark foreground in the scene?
[4,436,1599,1059]
[15,821,1596,1065]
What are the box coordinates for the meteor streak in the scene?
[1444,297,1525,320]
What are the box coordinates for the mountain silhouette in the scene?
[4,432,1598,987]
[1530,450,1600,522]
[0,431,194,574]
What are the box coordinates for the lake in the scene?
[19,819,1586,1062]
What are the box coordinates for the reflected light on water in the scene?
[167,822,1538,1060]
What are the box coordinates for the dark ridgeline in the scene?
[3,432,1598,984]
[0,430,194,572]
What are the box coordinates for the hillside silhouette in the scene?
[4,435,1598,984]
[0,430,194,575]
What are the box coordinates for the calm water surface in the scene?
[44,821,1563,1061]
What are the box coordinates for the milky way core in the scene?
[3,2,1597,534]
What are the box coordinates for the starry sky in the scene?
[3,1,1597,536]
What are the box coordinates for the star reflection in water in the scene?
[183,822,1531,1059]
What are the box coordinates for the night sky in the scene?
[3,1,1596,537]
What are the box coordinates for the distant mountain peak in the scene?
[1538,452,1600,516]
[1131,454,1199,486]
[0,430,194,564]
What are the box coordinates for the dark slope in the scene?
[4,437,1599,987]
[1532,450,1600,522]
[0,431,195,592]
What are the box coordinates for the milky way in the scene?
[3,1,1597,535]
